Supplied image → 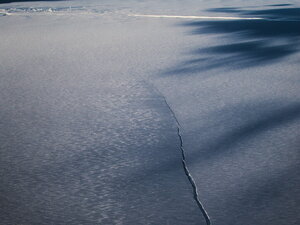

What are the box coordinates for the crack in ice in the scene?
[146,82,211,225]
[161,97,211,225]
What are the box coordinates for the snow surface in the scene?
[0,0,299,224]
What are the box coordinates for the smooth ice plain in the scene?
[0,0,299,224]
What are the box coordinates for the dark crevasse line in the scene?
[162,97,211,225]
[145,81,211,225]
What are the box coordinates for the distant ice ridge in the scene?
[0,6,112,16]
[129,14,263,20]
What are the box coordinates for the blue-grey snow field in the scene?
[0,0,299,224]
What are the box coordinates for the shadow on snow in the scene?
[166,6,300,75]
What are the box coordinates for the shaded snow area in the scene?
[0,0,299,224]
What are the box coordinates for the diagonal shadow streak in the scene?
[187,102,300,165]
[117,101,300,183]
[113,101,300,185]
[165,6,300,75]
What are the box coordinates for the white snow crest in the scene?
[128,14,263,20]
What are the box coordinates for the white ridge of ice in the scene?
[128,14,263,20]
[0,7,100,16]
